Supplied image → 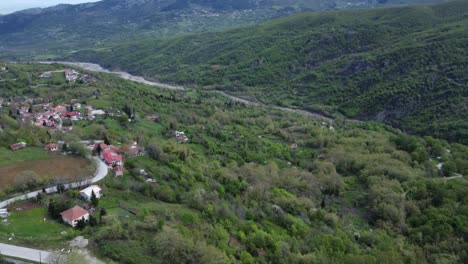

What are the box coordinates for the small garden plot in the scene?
[0,157,93,189]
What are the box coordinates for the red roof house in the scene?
[44,143,59,151]
[10,142,27,151]
[53,105,67,114]
[176,135,189,143]
[102,150,123,166]
[60,206,89,227]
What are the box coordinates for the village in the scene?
[0,86,193,236]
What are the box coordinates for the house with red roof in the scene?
[176,135,189,143]
[53,105,67,114]
[10,142,26,151]
[60,206,89,227]
[44,143,59,152]
[102,149,123,166]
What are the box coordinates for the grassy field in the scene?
[0,206,77,248]
[51,71,66,83]
[0,147,51,167]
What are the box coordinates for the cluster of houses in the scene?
[64,69,80,82]
[60,185,102,227]
[5,97,106,129]
[82,140,141,177]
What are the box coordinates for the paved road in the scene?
[0,243,51,263]
[0,157,108,209]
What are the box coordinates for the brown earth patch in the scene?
[7,200,41,212]
[0,156,93,189]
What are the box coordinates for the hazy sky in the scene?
[0,0,101,14]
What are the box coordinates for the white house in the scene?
[79,185,103,201]
[60,206,89,227]
[0,209,9,218]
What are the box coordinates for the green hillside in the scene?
[67,0,468,143]
[1,62,467,263]
[0,0,446,54]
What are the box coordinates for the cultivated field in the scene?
[0,157,93,189]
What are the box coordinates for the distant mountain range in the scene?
[0,0,448,51]
[65,0,468,143]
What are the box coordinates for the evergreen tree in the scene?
[89,215,98,227]
[91,190,99,207]
[76,217,86,230]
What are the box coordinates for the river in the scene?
[39,61,346,123]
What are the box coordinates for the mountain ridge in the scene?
[0,0,448,51]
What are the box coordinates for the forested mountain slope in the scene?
[0,0,447,51]
[66,0,468,143]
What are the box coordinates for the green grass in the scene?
[0,147,50,167]
[51,72,66,83]
[0,207,75,249]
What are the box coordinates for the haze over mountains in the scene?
[0,0,448,50]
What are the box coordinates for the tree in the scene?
[89,215,98,227]
[36,192,43,203]
[14,170,40,191]
[56,184,66,194]
[90,190,99,207]
[75,217,86,230]
[240,251,254,264]
[99,208,107,222]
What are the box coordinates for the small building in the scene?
[10,142,27,151]
[44,143,59,151]
[60,206,89,227]
[79,185,103,201]
[91,110,106,116]
[0,209,9,218]
[114,166,124,177]
[176,135,189,143]
[102,150,123,166]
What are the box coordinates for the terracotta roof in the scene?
[10,142,26,151]
[102,150,122,164]
[60,206,88,221]
[44,143,58,150]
